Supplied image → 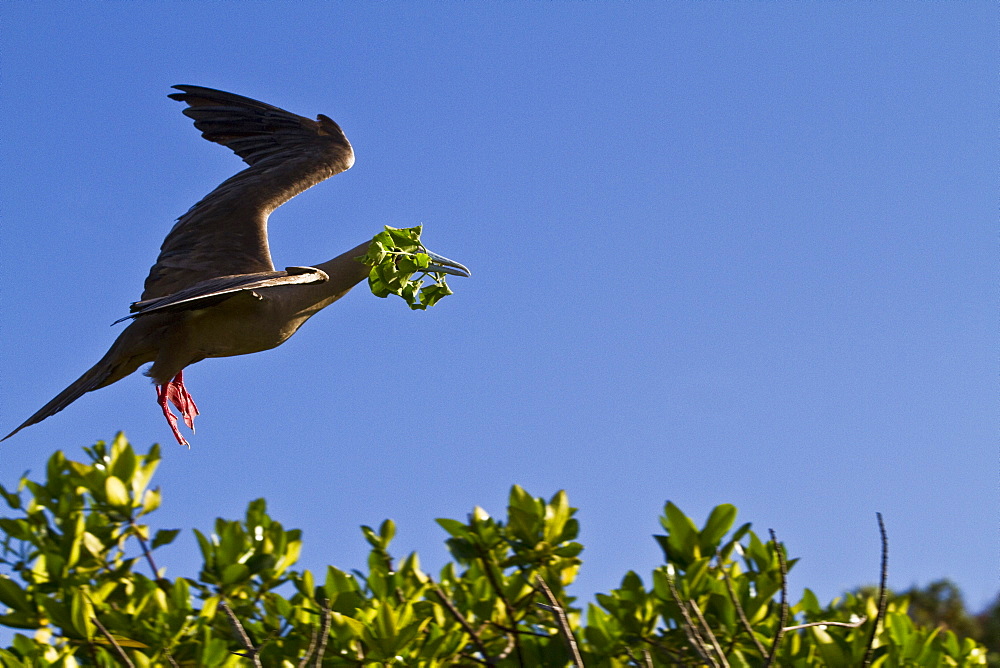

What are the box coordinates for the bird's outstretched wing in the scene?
[115,266,329,324]
[141,85,355,300]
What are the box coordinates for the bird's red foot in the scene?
[156,370,200,447]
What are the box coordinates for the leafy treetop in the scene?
[0,435,989,666]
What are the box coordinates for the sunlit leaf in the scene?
[104,476,131,508]
[359,225,463,310]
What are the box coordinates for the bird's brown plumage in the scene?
[3,86,370,444]
[143,85,355,300]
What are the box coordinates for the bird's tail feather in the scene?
[2,339,146,442]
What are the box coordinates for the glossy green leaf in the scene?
[359,225,462,310]
[0,441,989,666]
[700,503,738,550]
[0,577,30,613]
[104,476,131,508]
[220,563,249,586]
[662,501,701,564]
[151,528,180,550]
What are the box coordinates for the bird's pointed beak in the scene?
[424,250,471,278]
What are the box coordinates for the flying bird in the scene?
[3,85,470,446]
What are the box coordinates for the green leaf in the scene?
[199,634,229,665]
[221,563,249,586]
[105,476,131,508]
[82,531,110,557]
[435,518,470,538]
[379,519,396,544]
[199,596,220,620]
[331,611,365,637]
[288,570,312,599]
[797,588,822,615]
[360,225,462,310]
[0,482,22,509]
[110,441,138,486]
[361,525,381,549]
[544,490,572,543]
[70,588,95,639]
[0,611,42,631]
[0,577,31,613]
[661,501,700,564]
[246,553,277,575]
[700,503,738,550]
[0,519,30,541]
[151,528,180,550]
[94,633,149,649]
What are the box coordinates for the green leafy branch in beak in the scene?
[360,225,468,310]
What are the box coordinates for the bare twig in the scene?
[862,513,889,668]
[535,575,585,667]
[764,530,788,668]
[640,635,688,663]
[664,569,717,667]
[91,615,135,668]
[718,556,768,657]
[313,599,332,668]
[129,519,161,580]
[432,583,494,664]
[219,599,262,668]
[783,618,867,632]
[624,647,655,668]
[485,620,550,638]
[688,598,730,668]
[297,625,319,668]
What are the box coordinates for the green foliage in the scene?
[902,580,983,646]
[0,435,989,666]
[360,226,455,310]
[976,595,1000,668]
[891,581,1000,668]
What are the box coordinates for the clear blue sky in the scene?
[1,2,995,615]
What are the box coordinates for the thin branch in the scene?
[162,649,181,668]
[624,647,655,668]
[535,576,585,667]
[718,557,767,657]
[862,513,889,668]
[129,519,161,580]
[764,529,788,668]
[219,599,262,668]
[313,599,332,668]
[688,598,730,668]
[664,569,717,667]
[640,635,688,663]
[91,615,135,668]
[485,619,551,638]
[432,583,494,664]
[783,618,867,632]
[297,625,319,668]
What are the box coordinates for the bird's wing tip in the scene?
[169,84,218,101]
